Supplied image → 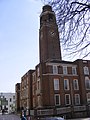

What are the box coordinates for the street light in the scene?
[0,93,3,111]
[0,98,1,111]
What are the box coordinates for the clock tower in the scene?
[39,5,62,62]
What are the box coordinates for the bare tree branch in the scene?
[42,0,90,59]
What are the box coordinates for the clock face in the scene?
[49,30,56,37]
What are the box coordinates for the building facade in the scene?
[15,83,20,112]
[20,70,35,115]
[16,5,90,119]
[0,92,15,114]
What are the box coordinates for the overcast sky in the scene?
[0,0,43,93]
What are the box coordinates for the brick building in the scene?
[15,5,90,119]
[15,83,20,112]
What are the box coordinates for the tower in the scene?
[39,5,62,62]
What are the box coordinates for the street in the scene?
[0,114,20,120]
[0,114,90,120]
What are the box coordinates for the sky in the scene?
[0,0,90,93]
[0,0,44,93]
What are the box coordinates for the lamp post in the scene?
[1,93,3,110]
[0,97,1,111]
[0,93,3,111]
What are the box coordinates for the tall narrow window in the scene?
[54,79,59,90]
[73,79,79,90]
[63,66,67,74]
[75,94,80,105]
[33,73,36,82]
[33,98,35,107]
[10,98,12,102]
[72,67,77,75]
[64,79,69,90]
[53,65,58,74]
[87,93,90,103]
[84,66,89,75]
[37,96,41,106]
[37,67,40,77]
[13,96,15,100]
[65,94,71,105]
[85,77,90,90]
[55,94,60,106]
[37,78,40,90]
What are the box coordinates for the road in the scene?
[0,114,20,120]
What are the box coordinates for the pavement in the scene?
[0,114,20,120]
[67,118,90,120]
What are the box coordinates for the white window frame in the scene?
[87,93,90,103]
[63,66,67,75]
[85,77,90,90]
[73,79,79,90]
[37,78,40,90]
[64,79,69,90]
[75,94,80,105]
[54,94,60,106]
[37,96,41,107]
[53,65,58,74]
[72,67,77,75]
[84,66,89,75]
[37,67,40,77]
[65,94,71,105]
[32,73,36,82]
[33,98,35,107]
[54,79,59,90]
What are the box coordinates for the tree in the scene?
[42,0,90,59]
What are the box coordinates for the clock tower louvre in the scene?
[39,5,62,63]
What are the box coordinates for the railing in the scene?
[74,105,86,112]
[57,107,71,114]
[30,105,88,116]
[37,109,54,116]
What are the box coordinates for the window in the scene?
[37,67,40,77]
[75,94,80,105]
[10,98,12,102]
[85,77,90,89]
[72,67,77,75]
[37,79,40,90]
[32,73,36,82]
[63,66,67,74]
[10,105,12,107]
[54,79,59,90]
[53,65,58,74]
[27,77,28,84]
[73,79,79,90]
[33,85,35,95]
[65,94,71,105]
[55,94,60,106]
[84,66,89,75]
[13,95,15,99]
[87,93,90,103]
[49,14,53,22]
[37,96,41,106]
[64,79,69,90]
[33,98,35,107]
